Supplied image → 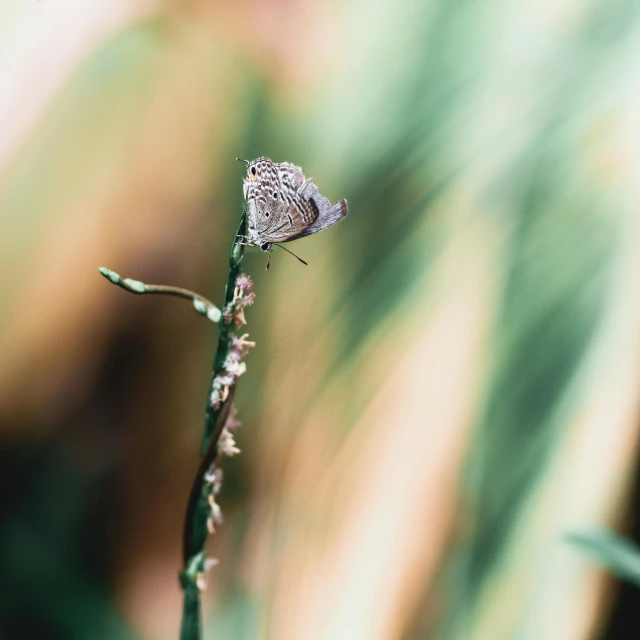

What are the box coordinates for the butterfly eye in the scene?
[251,166,257,176]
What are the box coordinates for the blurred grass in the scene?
[567,531,640,587]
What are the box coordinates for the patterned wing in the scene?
[258,196,318,243]
[277,162,305,189]
[250,162,312,242]
[242,157,346,244]
[244,158,281,237]
[293,197,348,239]
[282,179,348,241]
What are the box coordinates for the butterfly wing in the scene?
[284,179,348,240]
[258,193,318,243]
[243,158,347,244]
[293,198,348,239]
[276,162,305,190]
[251,162,313,243]
[244,181,269,239]
[244,159,282,236]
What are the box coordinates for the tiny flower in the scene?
[204,466,224,494]
[208,494,224,526]
[218,426,241,457]
[234,285,255,308]
[224,358,247,379]
[230,334,256,358]
[207,496,224,534]
[209,333,254,408]
[210,388,221,411]
[225,405,242,431]
[223,273,255,327]
[231,305,247,328]
[204,557,219,572]
[196,558,219,591]
[216,371,235,387]
[200,274,255,560]
[235,273,254,294]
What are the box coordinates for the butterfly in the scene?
[237,157,348,268]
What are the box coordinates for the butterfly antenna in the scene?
[236,158,250,165]
[274,243,308,266]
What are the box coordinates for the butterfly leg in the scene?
[261,243,273,271]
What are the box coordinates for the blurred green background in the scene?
[1,0,640,638]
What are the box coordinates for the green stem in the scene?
[179,208,247,640]
[202,210,247,452]
[97,268,222,323]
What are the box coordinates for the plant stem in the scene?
[98,208,249,640]
[178,208,247,640]
[97,268,222,323]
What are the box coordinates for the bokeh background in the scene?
[2,1,640,639]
